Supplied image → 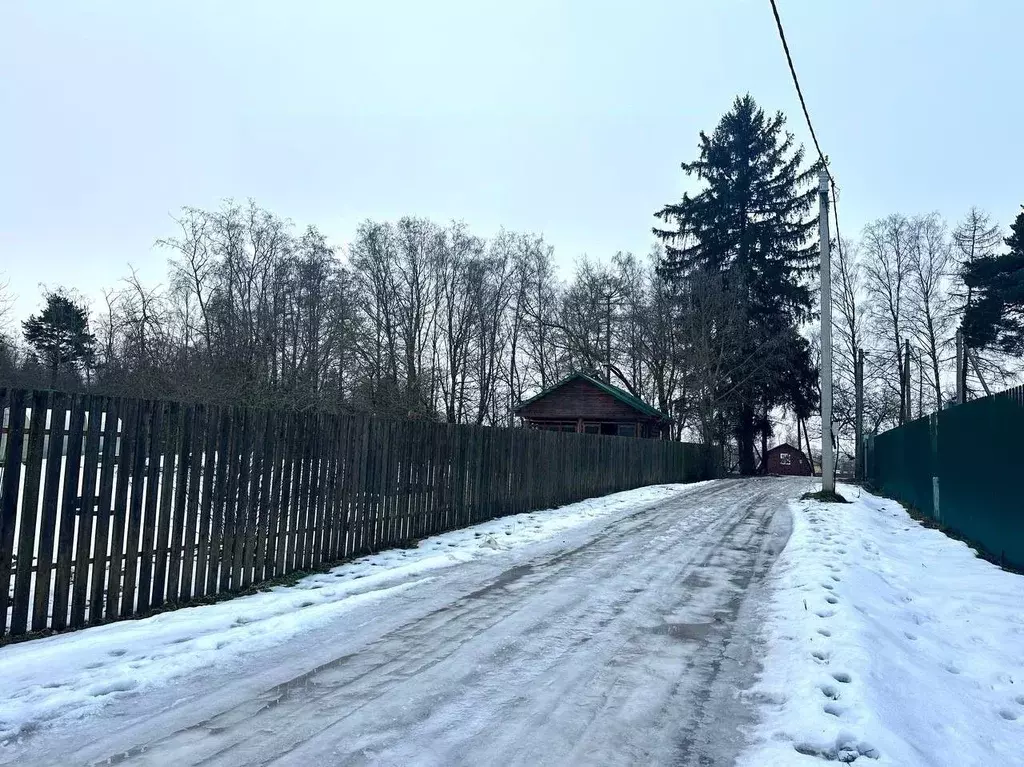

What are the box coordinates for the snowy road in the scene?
[6,477,803,767]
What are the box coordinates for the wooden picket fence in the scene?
[0,387,716,638]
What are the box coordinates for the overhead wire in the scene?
[767,0,845,260]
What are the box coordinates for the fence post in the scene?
[929,411,941,524]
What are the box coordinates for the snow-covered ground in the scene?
[0,481,707,747]
[738,483,1024,766]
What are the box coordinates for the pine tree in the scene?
[22,289,97,387]
[655,95,821,474]
[962,205,1024,355]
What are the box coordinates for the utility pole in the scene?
[854,348,864,481]
[955,327,964,405]
[818,169,834,492]
[602,289,613,382]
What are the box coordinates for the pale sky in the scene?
[2,0,1022,324]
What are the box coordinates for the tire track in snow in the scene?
[60,479,800,766]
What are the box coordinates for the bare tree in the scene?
[470,231,517,425]
[951,207,1015,395]
[907,214,953,411]
[555,257,620,380]
[830,237,866,452]
[0,275,18,380]
[394,217,440,411]
[16,202,794,439]
[0,275,13,333]
[863,214,914,420]
[349,220,403,411]
[161,206,215,360]
[520,239,561,390]
[435,222,482,422]
[640,246,683,421]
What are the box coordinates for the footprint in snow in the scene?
[831,671,852,684]
[998,708,1019,721]
[794,739,879,761]
[88,678,138,697]
[819,683,840,700]
[817,628,832,637]
[816,609,835,619]
[811,650,830,664]
[825,595,839,605]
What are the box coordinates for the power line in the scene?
[767,0,845,259]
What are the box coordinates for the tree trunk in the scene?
[802,417,814,475]
[736,405,757,476]
[760,409,769,473]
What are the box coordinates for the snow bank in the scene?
[0,481,707,744]
[738,484,1024,766]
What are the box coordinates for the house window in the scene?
[617,423,637,438]
[583,423,600,434]
[779,452,792,466]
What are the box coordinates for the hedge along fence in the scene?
[0,387,717,638]
[866,383,1024,570]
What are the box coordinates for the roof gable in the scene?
[514,372,669,421]
[767,442,804,454]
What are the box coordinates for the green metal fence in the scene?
[866,384,1024,570]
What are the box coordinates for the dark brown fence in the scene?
[0,387,716,638]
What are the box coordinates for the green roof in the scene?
[514,372,670,421]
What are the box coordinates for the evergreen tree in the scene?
[962,205,1024,355]
[22,289,97,387]
[655,95,821,474]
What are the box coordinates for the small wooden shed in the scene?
[514,372,671,438]
[761,442,813,476]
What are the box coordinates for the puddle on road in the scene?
[462,563,536,601]
[96,651,362,765]
[682,572,713,589]
[650,621,714,642]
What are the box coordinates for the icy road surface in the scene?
[4,477,803,766]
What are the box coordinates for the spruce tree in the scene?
[22,289,96,387]
[962,205,1024,355]
[655,95,821,474]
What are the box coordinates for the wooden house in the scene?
[514,372,671,438]
[760,442,813,476]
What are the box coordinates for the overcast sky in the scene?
[2,0,1022,324]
